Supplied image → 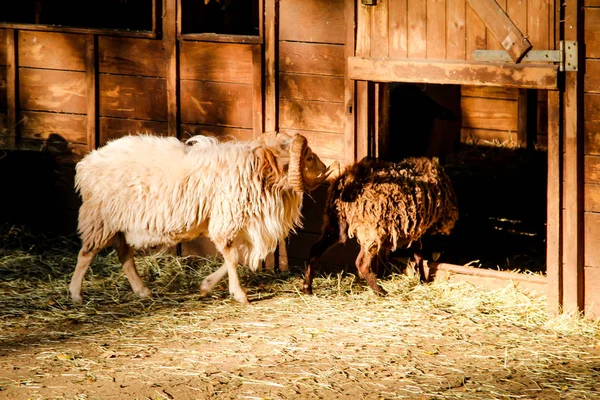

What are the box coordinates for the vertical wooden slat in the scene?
[466,4,486,59]
[547,90,562,314]
[356,81,371,160]
[389,0,408,58]
[164,0,178,137]
[487,0,506,50]
[265,0,277,133]
[507,0,527,35]
[372,0,389,58]
[562,0,584,314]
[517,89,538,148]
[85,35,97,152]
[528,0,549,49]
[356,3,372,57]
[407,0,427,58]
[345,0,356,164]
[6,29,17,147]
[427,0,446,59]
[375,83,390,159]
[251,44,263,137]
[446,0,466,60]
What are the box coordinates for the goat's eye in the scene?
[307,155,314,162]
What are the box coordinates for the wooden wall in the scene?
[584,2,600,318]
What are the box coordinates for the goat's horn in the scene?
[288,134,307,193]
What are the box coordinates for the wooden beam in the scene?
[85,35,97,152]
[164,0,178,137]
[264,0,277,134]
[517,89,538,148]
[347,57,558,89]
[344,0,356,165]
[562,0,584,315]
[547,90,562,315]
[252,44,263,137]
[375,82,389,159]
[466,0,532,62]
[6,29,17,147]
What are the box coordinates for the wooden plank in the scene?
[407,0,427,58]
[547,90,562,314]
[584,94,600,123]
[180,41,253,84]
[279,42,345,76]
[6,29,16,146]
[585,7,600,58]
[427,0,447,59]
[180,80,252,127]
[461,85,518,99]
[585,121,600,155]
[462,97,517,131]
[563,0,584,315]
[527,0,549,49]
[279,99,345,133]
[344,0,356,164]
[356,2,372,57]
[584,60,600,94]
[447,0,467,59]
[279,0,345,44]
[585,184,600,212]
[99,117,168,145]
[585,155,600,184]
[375,83,390,159]
[279,74,344,102]
[355,80,372,159]
[487,0,506,51]
[18,31,87,71]
[98,36,166,77]
[466,4,487,60]
[164,0,177,138]
[20,68,87,114]
[517,89,528,147]
[347,57,558,89]
[371,0,389,58]
[265,0,277,133]
[584,266,600,319]
[21,111,87,144]
[0,66,6,110]
[585,212,600,268]
[252,44,263,137]
[99,74,167,121]
[279,128,345,161]
[180,124,254,142]
[389,0,408,58]
[86,35,97,152]
[506,0,527,40]
[0,29,7,65]
[460,127,518,145]
[466,0,532,61]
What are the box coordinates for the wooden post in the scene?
[344,0,356,165]
[517,89,538,149]
[375,83,390,159]
[546,90,562,314]
[85,35,97,152]
[562,0,584,314]
[164,0,178,138]
[252,44,263,137]
[264,0,277,134]
[6,29,17,148]
[466,0,532,62]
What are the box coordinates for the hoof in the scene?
[372,287,388,297]
[232,291,250,305]
[136,287,152,298]
[302,285,313,295]
[71,293,84,304]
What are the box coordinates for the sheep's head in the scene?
[288,134,337,193]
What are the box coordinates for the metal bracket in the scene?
[361,0,377,5]
[472,40,578,72]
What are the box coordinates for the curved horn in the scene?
[288,134,308,193]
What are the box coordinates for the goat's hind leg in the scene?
[69,247,100,304]
[356,245,387,296]
[116,234,152,298]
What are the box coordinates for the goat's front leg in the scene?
[303,230,340,295]
[204,244,249,305]
[356,245,387,295]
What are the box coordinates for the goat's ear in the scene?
[255,147,284,184]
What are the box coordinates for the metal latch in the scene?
[472,40,578,71]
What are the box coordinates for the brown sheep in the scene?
[303,156,459,295]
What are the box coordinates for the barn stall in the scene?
[0,0,597,319]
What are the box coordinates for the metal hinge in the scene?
[472,40,578,71]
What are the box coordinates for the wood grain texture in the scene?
[0,66,6,110]
[407,0,427,58]
[279,0,345,44]
[527,0,549,49]
[585,7,600,58]
[466,4,487,59]
[585,60,600,94]
[86,35,97,151]
[279,98,345,133]
[462,97,517,131]
[180,80,252,127]
[98,36,166,77]
[21,110,87,143]
[180,124,254,142]
[344,0,356,164]
[585,213,600,268]
[371,0,389,57]
[447,0,466,59]
[18,31,87,71]
[99,117,168,145]
[279,73,344,102]
[20,68,87,114]
[0,29,7,65]
[180,41,254,84]
[99,74,167,121]
[584,266,600,319]
[462,85,518,100]
[389,0,408,58]
[279,42,345,76]
[427,0,446,59]
[585,121,600,155]
[265,0,277,133]
[279,128,345,161]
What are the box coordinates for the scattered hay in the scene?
[0,224,598,399]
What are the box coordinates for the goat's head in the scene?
[288,134,337,192]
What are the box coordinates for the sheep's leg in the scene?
[69,248,99,304]
[303,231,340,294]
[412,250,427,283]
[200,264,228,295]
[117,235,152,298]
[223,246,250,304]
[356,246,387,295]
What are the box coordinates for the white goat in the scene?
[69,133,333,304]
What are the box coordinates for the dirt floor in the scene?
[1,226,600,399]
